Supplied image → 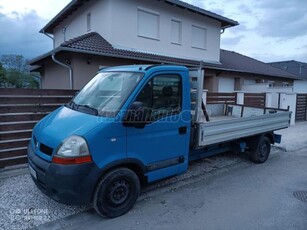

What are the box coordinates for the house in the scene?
[30,0,238,89]
[203,50,299,92]
[30,0,297,93]
[268,60,307,94]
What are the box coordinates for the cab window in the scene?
[136,74,182,121]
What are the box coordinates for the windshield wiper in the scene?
[77,104,99,116]
[67,101,98,116]
[67,100,77,109]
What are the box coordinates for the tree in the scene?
[1,54,29,72]
[0,63,7,88]
[0,54,39,89]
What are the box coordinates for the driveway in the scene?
[1,122,306,230]
[35,122,307,230]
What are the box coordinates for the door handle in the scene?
[179,126,187,135]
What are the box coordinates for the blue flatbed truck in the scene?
[27,65,291,218]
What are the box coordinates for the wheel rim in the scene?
[106,179,130,206]
[259,144,268,160]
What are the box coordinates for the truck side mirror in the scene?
[123,101,146,129]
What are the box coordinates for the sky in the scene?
[0,0,306,63]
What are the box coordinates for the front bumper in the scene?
[27,144,101,205]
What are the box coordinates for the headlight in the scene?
[52,136,92,165]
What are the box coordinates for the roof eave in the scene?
[204,66,301,80]
[40,0,80,34]
[40,0,239,34]
[29,46,202,67]
[61,47,202,66]
[28,46,63,65]
[164,0,238,28]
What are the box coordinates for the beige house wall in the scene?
[41,53,149,90]
[53,0,221,63]
[40,52,295,92]
[71,54,140,89]
[42,58,70,89]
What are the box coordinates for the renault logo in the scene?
[35,141,39,150]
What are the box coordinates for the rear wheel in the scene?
[248,136,271,163]
[93,168,140,218]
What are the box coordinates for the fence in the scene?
[296,94,307,121]
[0,89,268,168]
[0,88,76,168]
[207,92,237,104]
[244,93,266,107]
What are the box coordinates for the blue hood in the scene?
[33,106,107,150]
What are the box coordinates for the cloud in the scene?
[221,35,245,46]
[208,8,225,16]
[237,4,252,14]
[255,0,307,38]
[0,10,51,58]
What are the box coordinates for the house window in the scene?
[171,19,182,45]
[191,25,207,50]
[87,13,91,31]
[137,9,159,40]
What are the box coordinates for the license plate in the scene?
[29,164,37,180]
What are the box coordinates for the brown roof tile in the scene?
[205,50,299,79]
[60,32,299,80]
[61,32,200,66]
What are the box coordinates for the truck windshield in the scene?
[71,71,143,117]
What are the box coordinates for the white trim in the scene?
[170,18,182,45]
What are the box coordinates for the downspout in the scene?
[52,52,73,89]
[43,31,53,40]
[42,30,73,89]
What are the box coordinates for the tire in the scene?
[93,168,140,218]
[248,136,271,164]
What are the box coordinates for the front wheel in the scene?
[93,168,140,218]
[248,136,271,163]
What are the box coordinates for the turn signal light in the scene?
[52,155,92,165]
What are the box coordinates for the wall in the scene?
[42,52,149,90]
[279,93,296,125]
[71,54,139,89]
[242,83,293,108]
[53,0,110,48]
[218,77,235,92]
[53,0,221,63]
[241,83,293,93]
[203,69,218,91]
[293,80,307,93]
[42,58,70,89]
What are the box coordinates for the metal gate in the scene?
[296,94,307,121]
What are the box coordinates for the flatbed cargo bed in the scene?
[195,103,291,147]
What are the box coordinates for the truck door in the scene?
[126,72,190,182]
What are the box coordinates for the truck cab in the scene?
[28,65,192,218]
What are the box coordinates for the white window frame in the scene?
[191,24,207,50]
[137,8,160,40]
[171,18,182,45]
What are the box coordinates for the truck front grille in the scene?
[40,143,53,156]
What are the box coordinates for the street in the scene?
[37,122,307,230]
